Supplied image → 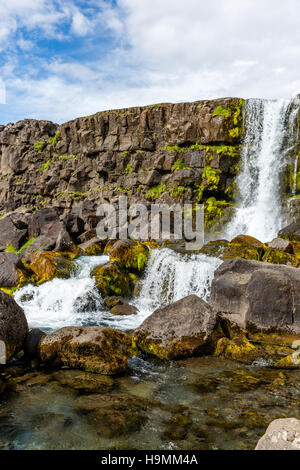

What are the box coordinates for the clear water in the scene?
[1,356,300,450]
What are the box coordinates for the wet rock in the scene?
[29,251,76,284]
[133,294,220,360]
[91,262,133,297]
[38,326,136,374]
[79,237,105,256]
[0,215,28,251]
[24,328,46,360]
[278,222,300,242]
[110,304,138,316]
[53,369,115,393]
[255,418,300,450]
[109,239,149,272]
[0,290,28,360]
[199,239,229,258]
[210,257,300,334]
[104,296,127,309]
[73,393,155,437]
[162,406,192,441]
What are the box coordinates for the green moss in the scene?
[34,141,46,153]
[59,154,77,160]
[109,241,149,272]
[171,159,188,171]
[91,263,132,297]
[41,160,50,172]
[212,105,231,118]
[165,145,186,153]
[169,186,187,198]
[145,184,167,200]
[122,151,130,158]
[5,237,35,256]
[48,131,60,149]
[125,164,133,174]
[202,166,221,189]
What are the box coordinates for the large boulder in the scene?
[29,251,76,284]
[91,262,133,297]
[210,257,300,334]
[255,418,300,450]
[133,294,220,360]
[21,235,55,263]
[0,290,28,360]
[109,239,149,272]
[0,215,27,251]
[38,326,136,375]
[0,252,31,289]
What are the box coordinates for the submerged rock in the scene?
[0,290,28,360]
[38,326,136,375]
[133,294,220,360]
[73,393,155,438]
[255,418,300,450]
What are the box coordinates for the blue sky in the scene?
[1,0,300,124]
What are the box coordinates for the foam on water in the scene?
[15,250,221,332]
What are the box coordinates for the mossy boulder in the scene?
[91,262,133,297]
[29,251,76,284]
[79,237,106,256]
[262,247,299,267]
[278,222,300,242]
[109,239,149,272]
[214,335,260,364]
[38,326,136,375]
[223,234,266,261]
[0,252,32,294]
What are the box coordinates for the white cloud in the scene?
[2,0,300,123]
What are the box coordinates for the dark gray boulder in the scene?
[210,257,300,333]
[133,294,219,360]
[0,252,30,288]
[0,290,28,360]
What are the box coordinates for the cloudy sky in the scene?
[0,0,300,124]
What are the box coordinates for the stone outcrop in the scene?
[38,326,136,374]
[210,257,300,334]
[0,289,28,360]
[255,418,300,450]
[0,98,244,236]
[133,294,220,359]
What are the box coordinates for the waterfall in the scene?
[15,250,221,332]
[224,99,290,242]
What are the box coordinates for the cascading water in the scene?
[15,250,221,332]
[224,99,290,242]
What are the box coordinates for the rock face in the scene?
[255,418,300,450]
[133,294,219,360]
[0,290,28,360]
[210,257,300,333]
[0,98,244,235]
[38,326,136,374]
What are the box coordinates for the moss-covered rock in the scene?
[91,262,133,297]
[214,335,260,364]
[262,247,299,267]
[109,239,149,272]
[79,237,106,256]
[29,251,76,284]
[199,239,229,258]
[38,326,137,375]
[222,235,266,261]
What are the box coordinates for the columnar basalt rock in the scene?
[0,98,244,236]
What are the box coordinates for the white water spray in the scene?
[225,99,289,242]
[15,250,221,332]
